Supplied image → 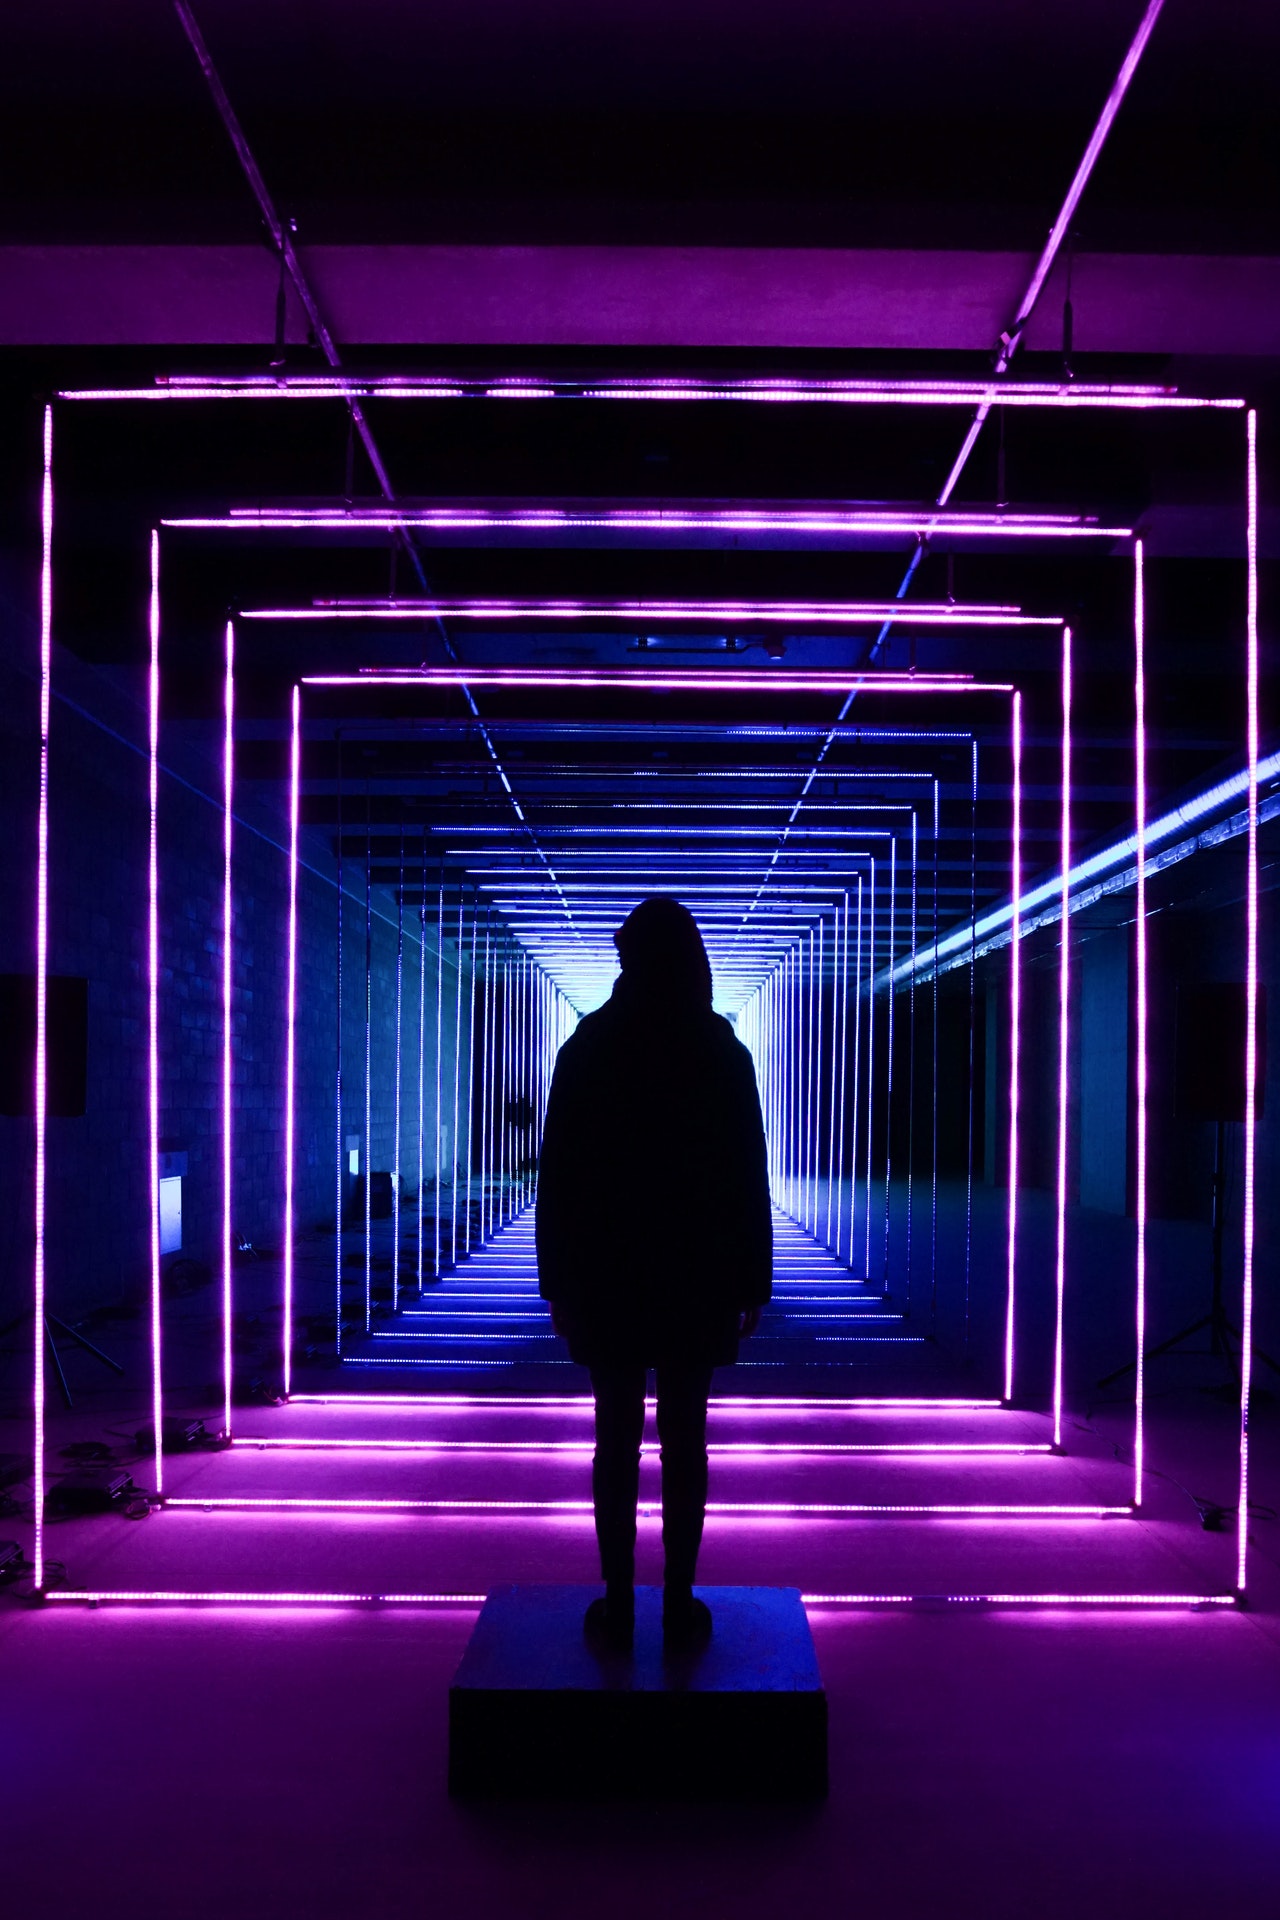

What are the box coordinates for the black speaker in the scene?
[1175,983,1266,1124]
[0,974,89,1118]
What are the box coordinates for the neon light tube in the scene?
[167,1496,1128,1519]
[271,599,1053,628]
[286,1391,1005,1409]
[281,685,301,1397]
[434,883,444,1275]
[392,837,404,1312]
[32,407,53,1590]
[800,1593,1236,1609]
[61,373,1243,408]
[148,530,164,1499]
[363,813,372,1329]
[42,1590,1237,1612]
[1240,412,1259,1593]
[334,733,344,1351]
[451,896,464,1266]
[221,620,235,1436]
[1005,692,1022,1403]
[1053,628,1072,1451]
[168,504,1133,539]
[303,669,1017,695]
[233,1436,1053,1456]
[1133,548,1148,1502]
[47,1591,487,1607]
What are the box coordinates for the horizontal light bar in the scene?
[42,1588,1238,1611]
[46,1589,486,1606]
[231,1437,1054,1455]
[59,373,1244,410]
[302,668,1015,693]
[265,598,1054,627]
[165,1496,1127,1518]
[165,504,1132,539]
[284,1394,1007,1409]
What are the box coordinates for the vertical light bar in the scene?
[480,916,491,1240]
[806,928,816,1233]
[1133,547,1148,1501]
[825,912,837,1249]
[1004,691,1023,1403]
[363,809,372,1330]
[221,619,235,1437]
[417,858,426,1289]
[282,683,300,1398]
[148,530,164,1497]
[1239,413,1259,1592]
[1053,627,1073,1451]
[850,878,863,1271]
[434,881,444,1275]
[465,899,478,1252]
[836,893,850,1261]
[905,814,919,1310]
[392,837,404,1312]
[334,733,344,1349]
[499,943,508,1226]
[883,837,897,1286]
[451,896,463,1260]
[865,859,876,1278]
[32,406,53,1588]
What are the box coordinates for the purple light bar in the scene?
[263,597,1054,628]
[60,373,1244,411]
[302,669,1015,695]
[148,531,164,1499]
[282,684,301,1398]
[165,1495,1129,1519]
[1053,628,1072,1451]
[1004,692,1022,1402]
[1240,412,1260,1594]
[169,505,1132,539]
[221,620,234,1438]
[32,407,53,1591]
[1133,548,1148,1504]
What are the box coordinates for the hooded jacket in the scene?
[536,969,772,1367]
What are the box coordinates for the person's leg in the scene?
[587,1361,647,1642]
[654,1361,714,1637]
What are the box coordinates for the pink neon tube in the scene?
[222,620,234,1436]
[32,406,53,1590]
[1004,692,1022,1402]
[148,531,164,1498]
[1239,413,1259,1593]
[1133,549,1148,1502]
[1053,628,1073,1451]
[282,684,301,1398]
[303,669,1016,695]
[167,504,1130,537]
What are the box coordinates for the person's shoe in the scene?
[662,1591,713,1650]
[584,1591,634,1653]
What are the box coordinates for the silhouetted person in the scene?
[537,897,772,1650]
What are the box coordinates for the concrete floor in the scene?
[4,1194,1280,1917]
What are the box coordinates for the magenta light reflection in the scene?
[1004,691,1022,1402]
[221,621,235,1437]
[148,531,164,1498]
[40,1589,1237,1612]
[165,1494,1128,1519]
[1239,413,1260,1593]
[282,685,301,1399]
[1133,549,1148,1502]
[1053,628,1072,1451]
[32,407,53,1590]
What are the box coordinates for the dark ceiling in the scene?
[5,0,1278,249]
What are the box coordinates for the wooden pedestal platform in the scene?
[449,1584,827,1799]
